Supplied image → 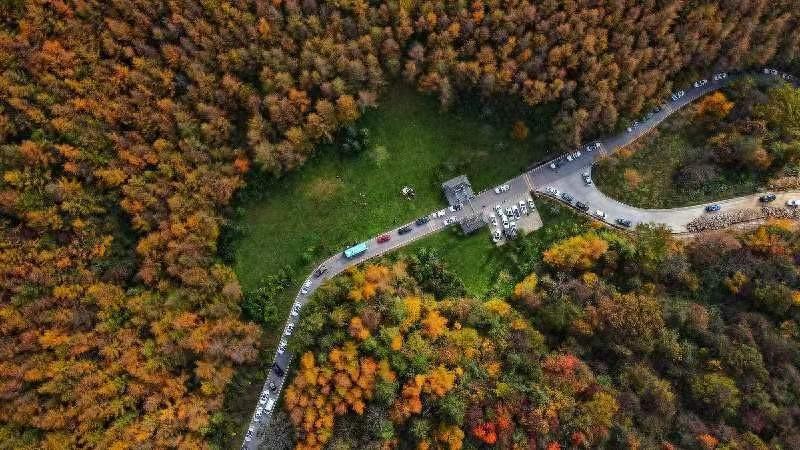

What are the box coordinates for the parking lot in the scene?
[483,193,542,245]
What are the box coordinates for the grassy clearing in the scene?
[232,85,556,296]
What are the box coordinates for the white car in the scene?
[490,215,497,226]
[573,151,581,158]
[286,323,294,335]
[626,127,632,133]
[787,199,800,207]
[594,210,607,219]
[549,162,557,170]
[494,187,501,194]
[265,398,276,412]
[501,184,511,192]
[503,219,509,229]
[566,154,573,162]
[545,187,559,196]
[277,340,287,354]
[528,199,535,209]
[449,205,457,213]
[492,230,501,242]
[437,210,446,217]
[510,221,517,229]
[300,286,309,295]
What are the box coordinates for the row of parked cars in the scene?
[706,193,800,213]
[544,187,632,227]
[489,198,535,242]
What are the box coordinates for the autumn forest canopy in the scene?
[2,0,800,448]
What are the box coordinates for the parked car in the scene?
[290,303,301,317]
[490,215,497,226]
[787,199,800,207]
[705,204,721,212]
[437,210,446,217]
[616,218,632,227]
[528,199,535,210]
[398,225,413,234]
[494,186,501,194]
[501,184,511,192]
[415,216,429,225]
[759,193,777,203]
[272,363,284,377]
[313,265,328,277]
[566,154,574,162]
[502,218,509,229]
[582,172,592,185]
[300,286,309,295]
[377,233,390,243]
[626,127,633,133]
[545,187,559,196]
[265,398,276,412]
[512,205,519,217]
[594,210,607,219]
[549,162,558,170]
[493,230,501,242]
[269,381,277,392]
[560,192,574,202]
[285,323,294,335]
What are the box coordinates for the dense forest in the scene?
[2,0,800,448]
[282,222,800,449]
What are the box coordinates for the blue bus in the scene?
[343,242,368,258]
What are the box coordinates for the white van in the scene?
[265,398,276,412]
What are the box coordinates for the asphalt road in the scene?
[242,68,795,448]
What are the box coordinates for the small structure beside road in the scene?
[442,175,475,206]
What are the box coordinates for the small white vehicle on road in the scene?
[787,199,800,207]
[594,210,607,220]
[545,187,559,196]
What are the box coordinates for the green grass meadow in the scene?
[232,86,556,295]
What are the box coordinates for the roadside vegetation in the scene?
[276,220,800,449]
[401,196,590,297]
[595,77,800,208]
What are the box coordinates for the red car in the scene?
[377,234,390,243]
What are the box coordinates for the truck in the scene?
[343,242,368,258]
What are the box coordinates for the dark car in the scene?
[705,204,721,212]
[313,265,328,278]
[575,201,590,211]
[759,193,777,203]
[415,216,430,225]
[616,218,632,227]
[272,363,284,377]
[561,192,574,203]
[398,225,413,235]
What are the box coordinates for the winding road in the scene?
[242,68,796,448]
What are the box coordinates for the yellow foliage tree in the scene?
[543,233,609,271]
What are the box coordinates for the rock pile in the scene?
[686,206,800,232]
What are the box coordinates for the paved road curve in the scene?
[242,68,795,448]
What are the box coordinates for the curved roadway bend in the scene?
[242,69,794,448]
[529,70,798,232]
